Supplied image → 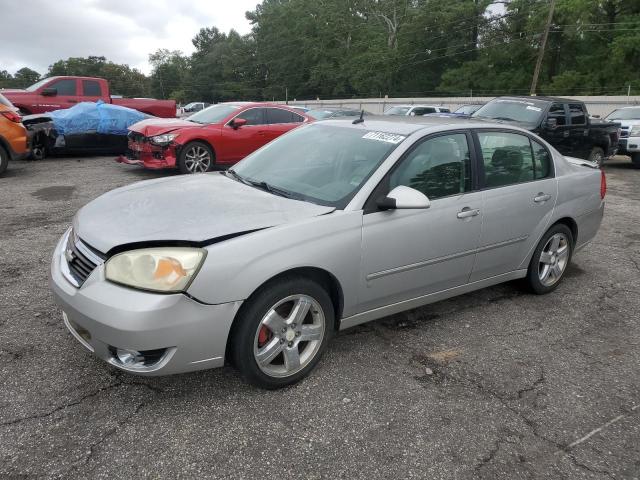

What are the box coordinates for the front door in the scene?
[223,107,269,162]
[539,102,571,155]
[470,130,557,281]
[360,132,482,312]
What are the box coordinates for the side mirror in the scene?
[231,118,247,129]
[377,185,431,210]
[545,117,558,130]
[41,88,57,97]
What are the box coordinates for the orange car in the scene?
[0,93,29,175]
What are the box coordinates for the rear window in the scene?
[0,93,14,108]
[82,80,102,96]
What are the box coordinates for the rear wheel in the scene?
[177,141,214,174]
[230,276,334,389]
[525,224,573,295]
[0,145,8,175]
[588,147,605,166]
[631,153,640,169]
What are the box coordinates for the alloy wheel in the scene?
[538,233,570,287]
[253,294,326,378]
[184,146,212,173]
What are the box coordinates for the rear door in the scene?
[470,130,557,281]
[359,131,483,312]
[265,107,306,141]
[80,79,103,103]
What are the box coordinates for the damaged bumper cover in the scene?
[116,132,181,169]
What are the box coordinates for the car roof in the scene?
[318,115,519,135]
[498,95,579,104]
[219,102,301,110]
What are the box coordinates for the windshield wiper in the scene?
[225,169,249,184]
[246,179,302,200]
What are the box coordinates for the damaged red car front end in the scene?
[117,118,198,169]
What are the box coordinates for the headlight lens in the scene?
[105,247,206,292]
[150,133,177,145]
[629,126,640,136]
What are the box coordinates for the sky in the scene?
[0,0,260,76]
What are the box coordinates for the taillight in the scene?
[1,111,22,123]
[600,169,607,200]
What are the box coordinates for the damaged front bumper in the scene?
[116,134,180,169]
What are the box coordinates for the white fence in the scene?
[286,95,640,117]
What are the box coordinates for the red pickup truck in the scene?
[1,76,176,118]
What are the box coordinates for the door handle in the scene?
[457,207,480,219]
[534,193,551,203]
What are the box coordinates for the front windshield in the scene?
[188,104,241,124]
[26,77,56,92]
[473,99,545,123]
[231,124,406,208]
[384,106,411,115]
[606,108,640,121]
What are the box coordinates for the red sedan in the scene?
[118,102,310,173]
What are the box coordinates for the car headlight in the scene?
[629,126,640,136]
[150,133,177,145]
[105,247,206,292]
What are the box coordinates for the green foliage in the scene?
[5,1,640,100]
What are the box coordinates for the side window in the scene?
[267,108,303,124]
[389,133,471,200]
[412,107,435,115]
[531,138,552,179]
[236,108,265,125]
[569,104,586,125]
[82,80,101,97]
[548,103,567,126]
[478,131,535,188]
[48,79,77,96]
[440,108,451,113]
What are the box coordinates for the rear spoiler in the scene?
[565,156,600,169]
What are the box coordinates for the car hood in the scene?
[129,117,205,136]
[74,173,335,254]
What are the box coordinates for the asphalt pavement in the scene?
[0,154,639,479]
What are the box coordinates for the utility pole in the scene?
[285,86,288,104]
[530,0,556,96]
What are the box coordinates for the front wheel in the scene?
[525,224,573,295]
[230,277,334,389]
[588,147,605,166]
[177,141,214,174]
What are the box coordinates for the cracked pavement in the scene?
[1,155,639,479]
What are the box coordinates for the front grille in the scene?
[64,232,105,287]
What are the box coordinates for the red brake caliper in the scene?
[258,325,272,347]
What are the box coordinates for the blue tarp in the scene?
[47,100,150,136]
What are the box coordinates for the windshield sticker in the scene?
[526,105,542,112]
[362,131,406,144]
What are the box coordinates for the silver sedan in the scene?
[50,117,605,388]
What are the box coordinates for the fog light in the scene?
[115,348,144,367]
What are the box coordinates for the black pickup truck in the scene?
[472,96,620,164]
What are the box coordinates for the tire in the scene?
[631,153,640,169]
[0,145,8,176]
[588,147,605,166]
[229,276,334,389]
[177,141,214,174]
[525,224,574,295]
